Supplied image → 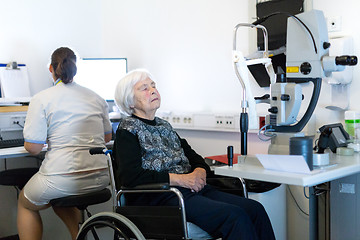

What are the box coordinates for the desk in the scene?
[0,106,28,113]
[214,153,360,240]
[0,146,33,158]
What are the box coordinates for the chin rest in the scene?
[50,188,111,210]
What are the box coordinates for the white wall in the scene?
[102,0,255,113]
[0,0,104,95]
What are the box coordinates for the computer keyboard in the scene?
[0,138,25,149]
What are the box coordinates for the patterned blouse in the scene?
[118,116,191,174]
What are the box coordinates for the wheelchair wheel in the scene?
[77,212,145,240]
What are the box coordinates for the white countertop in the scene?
[0,146,47,159]
[214,153,360,187]
[0,146,30,158]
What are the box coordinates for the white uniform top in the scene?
[24,80,112,175]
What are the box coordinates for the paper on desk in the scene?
[256,154,312,174]
[0,66,31,98]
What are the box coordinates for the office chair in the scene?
[77,148,248,240]
[50,188,114,240]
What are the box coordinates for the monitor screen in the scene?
[74,58,127,101]
[332,127,347,146]
[256,0,304,51]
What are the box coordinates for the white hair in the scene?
[114,69,154,116]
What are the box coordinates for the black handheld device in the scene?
[317,123,350,153]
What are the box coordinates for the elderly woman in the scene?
[113,69,275,240]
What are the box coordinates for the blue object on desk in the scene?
[0,63,26,67]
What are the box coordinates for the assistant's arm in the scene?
[23,96,47,155]
[24,142,44,155]
[104,133,112,143]
[101,97,113,144]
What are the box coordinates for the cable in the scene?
[303,187,309,199]
[287,185,309,216]
[257,125,276,141]
[16,122,24,128]
[264,128,276,138]
[313,138,319,151]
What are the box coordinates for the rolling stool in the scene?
[50,188,112,239]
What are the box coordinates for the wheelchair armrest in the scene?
[121,183,170,191]
[207,170,248,198]
[116,183,182,207]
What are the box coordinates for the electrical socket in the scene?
[215,115,235,129]
[170,115,193,128]
[158,112,241,132]
[160,116,170,122]
[327,16,342,32]
[10,116,25,127]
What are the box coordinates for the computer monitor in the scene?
[256,0,304,51]
[255,0,304,76]
[74,58,127,101]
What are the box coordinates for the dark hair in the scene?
[51,47,77,84]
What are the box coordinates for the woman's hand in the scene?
[169,168,207,192]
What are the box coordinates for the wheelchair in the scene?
[50,147,248,239]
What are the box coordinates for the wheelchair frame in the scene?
[76,147,247,240]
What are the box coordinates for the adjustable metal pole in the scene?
[233,23,268,156]
[240,112,248,155]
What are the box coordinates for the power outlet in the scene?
[171,115,193,128]
[160,115,171,122]
[215,115,235,129]
[10,116,25,128]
